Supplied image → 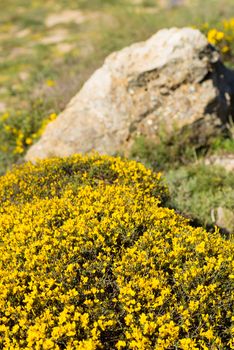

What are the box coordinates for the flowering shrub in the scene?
[0,154,233,349]
[201,18,234,58]
[0,109,58,176]
[0,111,57,157]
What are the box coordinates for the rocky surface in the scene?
[211,206,234,234]
[204,153,234,172]
[26,27,234,161]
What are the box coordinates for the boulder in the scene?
[26,27,234,161]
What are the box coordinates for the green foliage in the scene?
[200,17,234,65]
[210,120,234,153]
[210,136,234,153]
[0,106,57,175]
[130,135,198,171]
[166,164,234,227]
[130,133,234,231]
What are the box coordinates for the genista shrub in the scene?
[0,154,233,350]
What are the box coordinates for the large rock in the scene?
[26,27,234,161]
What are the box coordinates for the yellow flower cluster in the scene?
[0,112,57,156]
[35,112,57,138]
[2,124,25,155]
[207,28,225,46]
[0,154,233,349]
[202,18,234,55]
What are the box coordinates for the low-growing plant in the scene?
[0,154,233,349]
[166,163,234,228]
[0,109,58,175]
[0,153,167,205]
[200,17,234,65]
[210,136,234,153]
[130,133,201,171]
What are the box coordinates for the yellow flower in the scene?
[25,137,33,145]
[216,31,224,41]
[207,29,224,45]
[179,338,198,350]
[201,328,214,341]
[222,45,230,53]
[46,79,56,87]
[116,340,126,349]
